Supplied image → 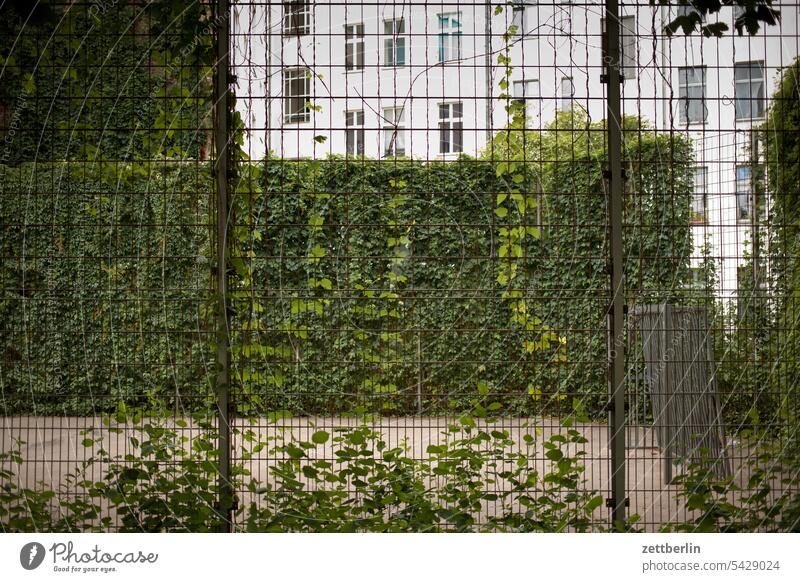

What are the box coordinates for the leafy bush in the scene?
[245,416,602,532]
[763,56,800,436]
[1,401,605,533]
[3,397,797,533]
[663,433,800,533]
[1,446,108,532]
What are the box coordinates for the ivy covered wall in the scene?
[0,162,214,414]
[0,1,213,164]
[1,128,693,415]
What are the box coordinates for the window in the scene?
[691,166,708,223]
[511,2,529,36]
[513,79,539,100]
[283,68,311,123]
[736,165,751,220]
[438,13,462,62]
[345,24,365,71]
[513,79,541,121]
[734,62,765,120]
[345,110,364,156]
[678,66,707,124]
[560,77,574,110]
[438,103,463,154]
[384,19,406,67]
[620,16,636,80]
[383,107,405,157]
[601,16,637,80]
[688,267,704,291]
[283,2,311,36]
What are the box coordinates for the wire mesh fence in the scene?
[1,0,799,533]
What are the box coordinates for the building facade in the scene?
[233,1,800,300]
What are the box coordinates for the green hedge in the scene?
[764,57,800,434]
[0,162,214,414]
[1,141,693,415]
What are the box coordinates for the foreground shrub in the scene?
[1,403,604,532]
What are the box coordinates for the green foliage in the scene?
[231,156,552,415]
[487,110,695,412]
[715,236,778,430]
[247,417,601,533]
[762,57,800,434]
[1,145,693,417]
[651,1,780,37]
[1,399,605,533]
[86,405,227,532]
[664,432,800,532]
[0,444,108,532]
[0,162,215,414]
[0,1,213,163]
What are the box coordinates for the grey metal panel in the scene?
[631,304,729,484]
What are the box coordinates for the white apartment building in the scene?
[233,1,800,300]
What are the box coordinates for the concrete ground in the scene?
[1,415,724,531]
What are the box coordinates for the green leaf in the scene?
[285,444,305,459]
[585,495,603,514]
[545,449,564,462]
[311,430,330,444]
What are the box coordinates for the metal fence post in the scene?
[485,0,493,144]
[214,0,233,533]
[604,0,627,528]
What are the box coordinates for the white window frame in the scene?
[688,267,704,291]
[513,79,541,123]
[345,24,365,71]
[383,106,405,157]
[384,19,406,67]
[283,68,311,124]
[283,2,311,36]
[560,77,574,111]
[345,110,364,156]
[438,12,462,62]
[736,165,752,221]
[601,16,636,81]
[691,166,708,223]
[678,66,707,125]
[734,61,765,121]
[438,102,463,155]
[511,2,530,37]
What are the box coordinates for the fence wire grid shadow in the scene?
[1,0,799,533]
